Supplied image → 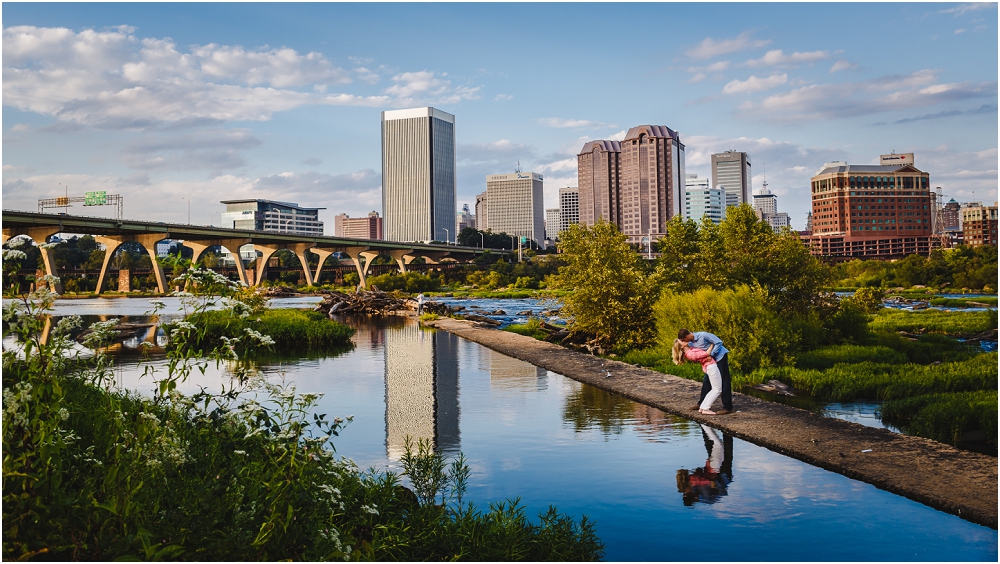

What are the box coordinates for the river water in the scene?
[6,296,996,561]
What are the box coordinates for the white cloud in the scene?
[939,3,994,16]
[607,130,627,141]
[743,49,830,68]
[689,73,707,83]
[119,128,263,172]
[384,70,481,105]
[723,73,788,94]
[494,93,514,101]
[10,123,31,132]
[740,70,997,122]
[955,28,968,34]
[538,118,614,129]
[685,31,772,60]
[458,139,533,163]
[0,25,448,129]
[829,60,858,73]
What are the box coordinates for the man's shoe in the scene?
[715,409,733,415]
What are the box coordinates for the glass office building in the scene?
[381,107,457,243]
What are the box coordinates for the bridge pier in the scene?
[387,249,415,274]
[311,248,338,285]
[3,226,64,293]
[343,247,380,288]
[253,242,315,287]
[183,238,253,286]
[94,234,168,294]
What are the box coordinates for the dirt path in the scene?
[424,317,998,530]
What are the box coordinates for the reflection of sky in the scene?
[5,300,997,561]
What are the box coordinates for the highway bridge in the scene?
[2,210,501,294]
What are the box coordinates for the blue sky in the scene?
[3,2,997,231]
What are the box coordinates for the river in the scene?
[5,296,996,561]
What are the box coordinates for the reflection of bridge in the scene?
[2,210,502,293]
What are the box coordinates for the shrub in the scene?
[795,344,907,370]
[654,285,797,373]
[505,318,549,340]
[366,272,441,293]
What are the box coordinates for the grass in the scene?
[182,308,355,354]
[795,344,907,370]
[619,346,713,384]
[928,297,998,308]
[880,390,997,448]
[869,309,998,336]
[750,353,997,402]
[504,318,551,340]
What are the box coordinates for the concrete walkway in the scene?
[424,317,998,530]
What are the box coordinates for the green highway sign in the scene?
[84,191,107,206]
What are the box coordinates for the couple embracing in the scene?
[671,329,733,416]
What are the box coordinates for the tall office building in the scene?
[618,125,686,244]
[752,184,778,215]
[577,140,622,226]
[381,107,456,243]
[558,186,580,233]
[941,198,961,231]
[804,155,936,257]
[485,171,545,245]
[334,211,382,239]
[545,208,560,240]
[961,202,999,247]
[475,191,488,231]
[685,174,726,224]
[712,151,752,206]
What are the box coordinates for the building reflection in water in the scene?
[676,424,734,506]
[383,324,460,460]
[487,349,548,391]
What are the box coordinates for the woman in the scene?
[672,339,722,415]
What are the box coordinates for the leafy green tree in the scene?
[655,216,702,292]
[554,221,657,353]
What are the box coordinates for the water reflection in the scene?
[383,324,460,459]
[488,351,548,391]
[676,424,734,506]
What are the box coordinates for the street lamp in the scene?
[479,231,484,249]
[443,228,450,245]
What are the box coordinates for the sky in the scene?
[3,2,998,232]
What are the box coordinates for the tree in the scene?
[554,221,657,353]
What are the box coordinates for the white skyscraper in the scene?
[545,208,560,240]
[684,174,726,224]
[558,186,579,233]
[381,107,456,243]
[486,171,545,245]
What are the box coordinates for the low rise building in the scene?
[221,199,325,235]
[684,174,726,224]
[961,203,998,247]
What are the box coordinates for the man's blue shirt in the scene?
[691,332,728,362]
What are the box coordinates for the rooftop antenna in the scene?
[515,161,522,174]
[761,162,768,193]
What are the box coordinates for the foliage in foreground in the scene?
[2,280,603,561]
[181,308,355,356]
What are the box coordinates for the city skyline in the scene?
[2,3,997,232]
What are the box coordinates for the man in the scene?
[416,293,425,315]
[679,328,733,415]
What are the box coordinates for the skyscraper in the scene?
[485,171,545,245]
[685,174,726,224]
[475,191,488,231]
[545,208,560,241]
[456,203,475,233]
[577,140,621,226]
[711,151,752,206]
[618,125,686,244]
[381,107,456,242]
[558,186,580,233]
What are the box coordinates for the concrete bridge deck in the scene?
[424,316,999,530]
[2,209,504,293]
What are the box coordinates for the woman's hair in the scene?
[671,339,686,366]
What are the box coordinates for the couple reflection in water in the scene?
[676,424,734,506]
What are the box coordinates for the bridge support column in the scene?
[251,243,314,287]
[95,234,168,295]
[311,248,337,285]
[343,247,379,289]
[388,249,414,274]
[183,238,252,286]
[3,226,64,293]
[252,244,279,287]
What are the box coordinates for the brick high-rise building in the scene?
[577,140,621,227]
[942,198,961,231]
[334,211,383,240]
[961,203,998,247]
[618,125,686,243]
[804,156,936,258]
